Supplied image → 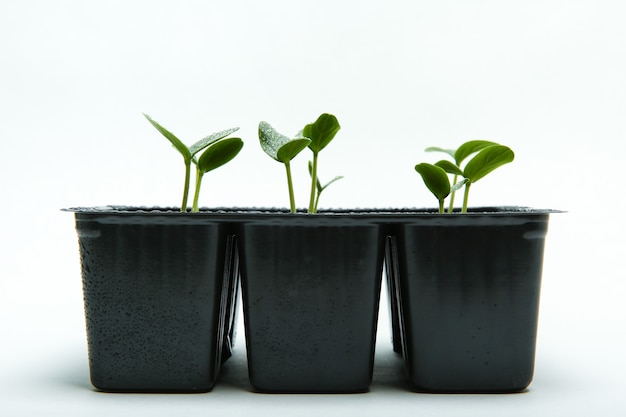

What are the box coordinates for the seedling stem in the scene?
[448,174,458,213]
[308,152,319,213]
[285,161,297,213]
[462,182,471,213]
[192,168,203,213]
[182,160,191,211]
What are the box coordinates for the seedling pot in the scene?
[387,207,554,393]
[236,209,385,393]
[66,207,239,392]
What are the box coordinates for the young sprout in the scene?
[308,161,343,213]
[191,137,243,212]
[416,141,514,213]
[414,163,467,213]
[143,113,241,212]
[302,113,341,214]
[259,121,311,213]
[459,144,514,212]
[426,140,497,213]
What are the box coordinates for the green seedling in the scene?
[191,137,243,212]
[416,140,514,213]
[143,113,243,212]
[426,140,498,213]
[308,161,343,213]
[414,163,467,213]
[302,113,341,213]
[259,121,311,213]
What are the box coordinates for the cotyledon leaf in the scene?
[276,138,311,163]
[454,140,499,166]
[189,127,240,157]
[425,146,456,159]
[197,137,244,173]
[463,145,514,183]
[435,160,464,176]
[259,121,310,162]
[143,113,191,159]
[415,163,450,200]
[303,113,341,153]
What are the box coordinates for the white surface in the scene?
[1,1,625,416]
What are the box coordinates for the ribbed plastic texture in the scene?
[67,206,555,394]
[387,209,550,392]
[73,211,238,392]
[238,218,385,393]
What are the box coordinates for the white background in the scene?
[1,0,625,416]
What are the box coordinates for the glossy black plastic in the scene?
[67,206,555,394]
[387,207,552,393]
[236,211,386,393]
[69,207,239,392]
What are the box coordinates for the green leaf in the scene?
[415,163,451,200]
[277,138,312,163]
[454,140,499,166]
[302,113,340,153]
[259,121,290,160]
[143,113,191,160]
[320,176,344,192]
[259,121,310,163]
[189,127,240,157]
[425,146,456,158]
[463,145,514,183]
[197,137,243,173]
[435,160,464,176]
[309,160,344,193]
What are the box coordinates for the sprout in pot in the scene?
[302,113,341,213]
[258,121,311,213]
[308,161,344,214]
[415,140,514,213]
[143,113,244,212]
[258,113,342,213]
